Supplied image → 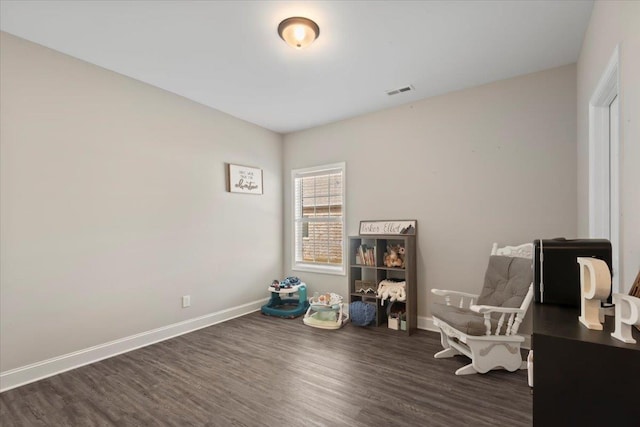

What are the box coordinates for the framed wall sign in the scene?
[227,163,263,195]
[359,220,417,236]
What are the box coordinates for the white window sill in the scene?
[292,263,345,276]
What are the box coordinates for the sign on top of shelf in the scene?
[359,220,417,236]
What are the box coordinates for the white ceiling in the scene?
[0,1,593,134]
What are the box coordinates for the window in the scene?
[292,163,345,275]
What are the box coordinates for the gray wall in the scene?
[0,32,283,372]
[283,64,578,326]
[1,26,588,375]
[577,1,640,291]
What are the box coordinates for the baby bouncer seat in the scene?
[303,292,349,329]
[431,243,534,375]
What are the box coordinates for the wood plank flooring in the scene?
[1,312,532,426]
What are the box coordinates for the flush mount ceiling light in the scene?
[278,17,320,49]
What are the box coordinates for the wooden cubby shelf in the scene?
[348,234,417,335]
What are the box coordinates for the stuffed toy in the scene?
[376,280,407,304]
[384,245,405,268]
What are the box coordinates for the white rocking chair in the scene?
[431,243,534,375]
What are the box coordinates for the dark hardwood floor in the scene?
[1,312,532,426]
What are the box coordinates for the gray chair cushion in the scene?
[476,256,532,308]
[431,302,493,336]
[431,255,532,336]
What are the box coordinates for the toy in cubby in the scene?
[383,244,405,268]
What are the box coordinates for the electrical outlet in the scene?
[182,295,191,308]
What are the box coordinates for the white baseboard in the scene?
[0,298,268,393]
[417,315,439,333]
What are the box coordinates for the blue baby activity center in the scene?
[261,277,309,318]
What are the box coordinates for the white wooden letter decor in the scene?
[610,294,640,344]
[577,257,611,330]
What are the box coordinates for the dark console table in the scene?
[532,303,640,426]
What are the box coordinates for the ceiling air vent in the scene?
[386,85,414,96]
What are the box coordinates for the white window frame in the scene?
[291,162,346,275]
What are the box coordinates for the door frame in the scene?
[588,44,620,292]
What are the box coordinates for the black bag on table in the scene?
[533,238,612,307]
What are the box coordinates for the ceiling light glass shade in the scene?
[278,17,320,49]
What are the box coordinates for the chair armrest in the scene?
[470,305,526,336]
[432,289,479,308]
[432,289,479,299]
[469,305,524,315]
